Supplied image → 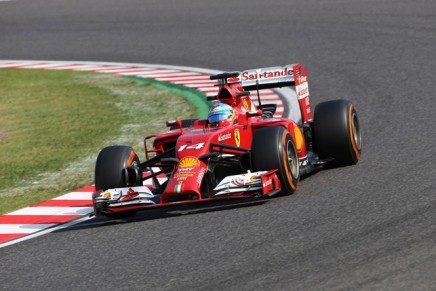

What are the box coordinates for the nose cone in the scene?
[161,156,207,202]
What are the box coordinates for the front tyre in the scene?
[313,99,362,166]
[252,126,300,196]
[95,145,140,190]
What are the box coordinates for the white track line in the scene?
[52,192,94,200]
[0,216,93,249]
[7,207,94,216]
[0,224,57,234]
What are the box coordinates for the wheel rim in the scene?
[286,140,299,179]
[351,113,362,151]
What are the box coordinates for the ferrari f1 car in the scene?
[92,64,361,218]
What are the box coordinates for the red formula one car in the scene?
[92,64,361,218]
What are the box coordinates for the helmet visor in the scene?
[208,113,231,124]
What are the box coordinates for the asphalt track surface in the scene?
[1,0,435,290]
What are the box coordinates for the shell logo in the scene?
[178,156,199,168]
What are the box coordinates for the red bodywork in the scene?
[144,64,309,203]
[93,64,314,216]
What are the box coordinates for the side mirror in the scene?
[246,110,263,118]
[166,119,182,128]
[257,103,277,115]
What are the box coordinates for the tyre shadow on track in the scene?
[53,198,269,232]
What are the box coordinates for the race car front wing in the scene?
[92,170,281,216]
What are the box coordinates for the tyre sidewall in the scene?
[252,126,299,195]
[95,145,139,190]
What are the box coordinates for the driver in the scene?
[207,103,237,127]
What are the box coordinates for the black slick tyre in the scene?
[251,126,300,196]
[313,99,362,166]
[95,145,140,190]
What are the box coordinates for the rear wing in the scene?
[236,64,312,122]
[238,64,295,90]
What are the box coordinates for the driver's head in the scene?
[208,103,237,127]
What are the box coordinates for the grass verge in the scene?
[0,68,203,214]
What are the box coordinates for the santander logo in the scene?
[238,65,295,86]
[241,67,293,81]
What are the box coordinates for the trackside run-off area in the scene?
[0,60,287,246]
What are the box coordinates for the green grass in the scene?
[0,68,201,214]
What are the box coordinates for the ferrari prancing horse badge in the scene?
[234,129,240,147]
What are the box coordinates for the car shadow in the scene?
[54,172,324,234]
[54,198,269,232]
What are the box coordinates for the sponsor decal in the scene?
[178,156,199,168]
[174,172,194,178]
[218,132,231,142]
[177,167,194,172]
[173,157,200,181]
[234,129,241,147]
[197,168,207,185]
[263,180,272,187]
[241,67,293,81]
[296,82,309,100]
[239,65,295,87]
[173,157,199,180]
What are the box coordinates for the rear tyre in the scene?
[313,99,361,166]
[252,126,300,196]
[95,145,140,190]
